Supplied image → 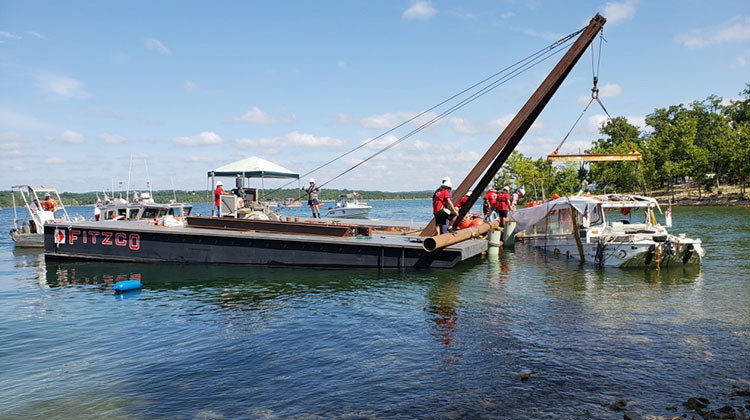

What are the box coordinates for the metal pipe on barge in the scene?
[423,220,501,252]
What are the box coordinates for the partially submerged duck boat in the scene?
[325,193,372,219]
[512,194,705,268]
[9,185,81,248]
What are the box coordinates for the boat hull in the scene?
[521,234,703,268]
[43,221,486,269]
[325,207,371,219]
[11,231,44,248]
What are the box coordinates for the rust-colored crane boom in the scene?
[421,13,607,236]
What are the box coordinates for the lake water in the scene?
[1,200,748,419]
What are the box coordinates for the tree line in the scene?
[493,83,750,201]
[0,189,435,208]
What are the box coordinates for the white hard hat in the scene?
[442,179,453,189]
[309,178,315,183]
[502,186,509,191]
[467,189,473,195]
[442,176,451,183]
[45,193,51,197]
[519,187,526,195]
[217,181,223,186]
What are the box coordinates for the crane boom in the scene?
[421,13,607,236]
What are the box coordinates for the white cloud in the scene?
[172,131,223,146]
[0,31,21,40]
[0,131,24,142]
[44,157,66,164]
[236,131,346,148]
[337,60,347,69]
[602,0,637,25]
[447,117,480,134]
[585,114,609,134]
[25,31,46,40]
[736,57,747,67]
[36,73,89,100]
[676,16,750,48]
[500,11,516,19]
[511,26,562,41]
[359,111,438,130]
[403,1,437,20]
[577,83,623,103]
[45,130,85,144]
[98,133,126,144]
[330,113,353,125]
[237,106,290,124]
[143,38,172,55]
[185,80,196,91]
[0,107,54,132]
[187,156,215,163]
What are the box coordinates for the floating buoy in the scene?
[470,218,484,227]
[457,218,473,229]
[114,280,142,293]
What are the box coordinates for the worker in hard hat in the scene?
[497,186,511,227]
[40,193,58,212]
[214,181,224,216]
[433,178,458,234]
[483,187,498,220]
[302,178,321,218]
[510,187,525,211]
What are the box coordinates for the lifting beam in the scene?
[421,13,607,236]
[547,150,642,162]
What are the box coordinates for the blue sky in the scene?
[1,1,748,193]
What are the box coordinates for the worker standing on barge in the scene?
[303,178,321,218]
[433,178,458,234]
[214,181,224,216]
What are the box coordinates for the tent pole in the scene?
[211,172,215,217]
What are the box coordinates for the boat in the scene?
[9,185,82,248]
[95,191,193,222]
[511,193,705,268]
[280,198,302,207]
[325,193,372,219]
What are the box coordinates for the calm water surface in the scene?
[0,201,748,419]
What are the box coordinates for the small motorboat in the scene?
[325,193,372,219]
[511,193,705,268]
[9,185,82,248]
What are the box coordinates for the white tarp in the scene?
[510,196,598,233]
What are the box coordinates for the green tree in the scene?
[585,116,645,193]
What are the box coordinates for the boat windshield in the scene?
[604,207,649,227]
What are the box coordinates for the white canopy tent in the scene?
[207,157,300,206]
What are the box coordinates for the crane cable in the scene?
[261,27,586,200]
[316,35,580,191]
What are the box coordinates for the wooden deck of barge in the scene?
[43,219,486,269]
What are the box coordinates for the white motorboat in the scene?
[9,185,82,248]
[325,193,372,219]
[94,191,193,222]
[511,193,705,268]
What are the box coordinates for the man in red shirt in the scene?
[214,181,224,216]
[483,188,498,220]
[497,186,511,227]
[433,178,458,234]
[456,190,472,209]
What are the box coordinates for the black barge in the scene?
[43,217,487,269]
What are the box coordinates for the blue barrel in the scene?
[114,280,142,293]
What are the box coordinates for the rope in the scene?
[261,27,586,200]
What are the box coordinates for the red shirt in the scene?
[457,195,469,208]
[432,188,452,214]
[484,190,498,208]
[214,186,224,206]
[498,191,510,211]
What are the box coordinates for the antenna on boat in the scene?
[144,159,153,197]
[170,176,177,202]
[126,155,133,201]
